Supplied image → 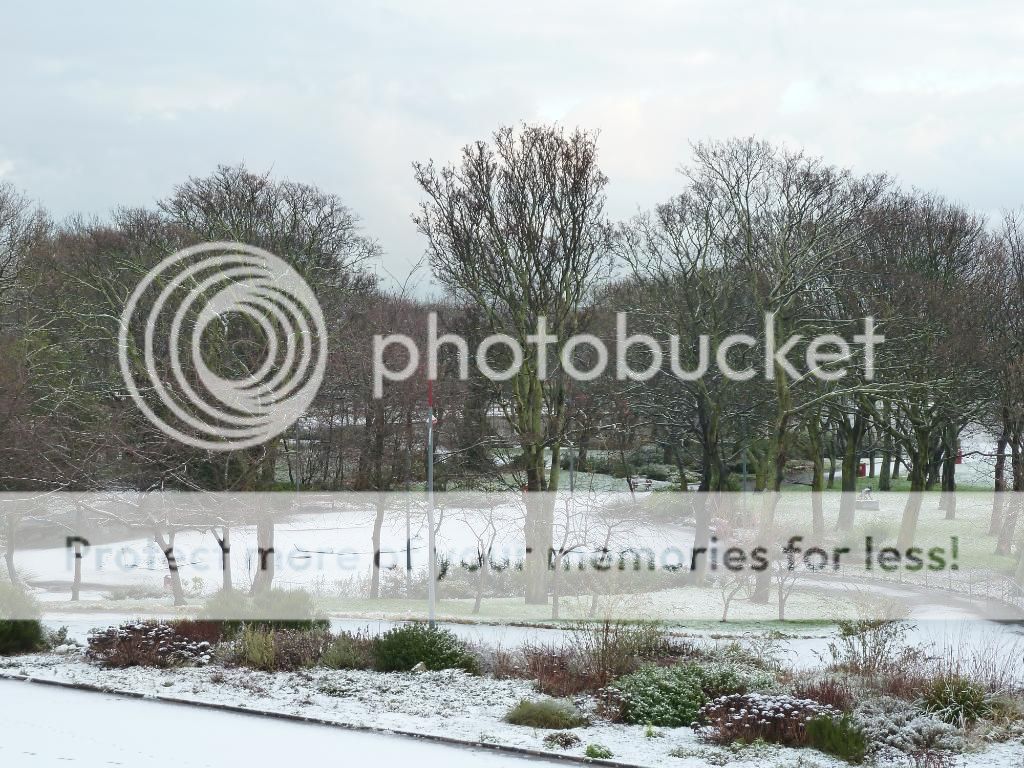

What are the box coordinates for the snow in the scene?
[2,653,1022,767]
[0,677,544,767]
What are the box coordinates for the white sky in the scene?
[2,1,1022,291]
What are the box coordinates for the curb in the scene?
[0,672,637,768]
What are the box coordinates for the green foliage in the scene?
[505,698,589,729]
[239,626,276,671]
[0,619,44,655]
[584,743,613,759]
[806,715,867,764]
[609,662,761,727]
[0,582,44,655]
[372,623,479,673]
[321,631,375,670]
[922,675,989,726]
[636,464,672,482]
[609,665,706,727]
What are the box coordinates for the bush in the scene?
[696,693,840,747]
[922,675,989,726]
[87,621,214,667]
[636,464,672,482]
[584,743,613,759]
[542,731,582,749]
[0,582,44,655]
[0,619,44,655]
[505,698,589,729]
[322,631,375,670]
[806,714,867,763]
[373,623,479,673]
[170,619,224,645]
[607,662,765,726]
[853,696,964,755]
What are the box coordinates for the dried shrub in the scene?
[87,621,214,668]
[793,677,856,712]
[696,693,840,747]
[517,621,681,697]
[542,731,583,749]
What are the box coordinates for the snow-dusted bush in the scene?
[605,664,705,726]
[606,662,775,727]
[696,693,840,747]
[542,731,582,749]
[922,675,989,726]
[853,696,964,754]
[87,621,214,668]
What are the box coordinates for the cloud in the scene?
[1,0,1022,287]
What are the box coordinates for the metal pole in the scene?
[426,380,437,629]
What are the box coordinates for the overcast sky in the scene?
[2,1,1022,290]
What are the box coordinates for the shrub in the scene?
[542,731,582,749]
[321,631,375,670]
[636,464,672,482]
[273,628,330,670]
[0,582,44,655]
[0,619,44,655]
[826,620,918,678]
[922,675,989,726]
[607,665,706,726]
[806,714,867,763]
[607,662,765,726]
[696,693,840,747]
[505,698,589,729]
[87,621,214,667]
[853,696,964,755]
[373,623,479,673]
[238,626,276,671]
[584,743,613,759]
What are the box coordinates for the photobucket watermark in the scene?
[373,313,884,397]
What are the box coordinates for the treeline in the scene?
[0,125,1023,578]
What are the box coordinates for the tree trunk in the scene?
[3,515,16,585]
[990,421,1009,535]
[369,496,385,599]
[215,527,233,592]
[155,531,186,606]
[250,519,276,595]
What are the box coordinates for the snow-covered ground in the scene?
[0,677,554,768]
[3,652,1023,768]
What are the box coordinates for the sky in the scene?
[2,1,1023,291]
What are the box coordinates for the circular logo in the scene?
[117,242,327,450]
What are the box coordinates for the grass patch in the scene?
[505,698,589,729]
